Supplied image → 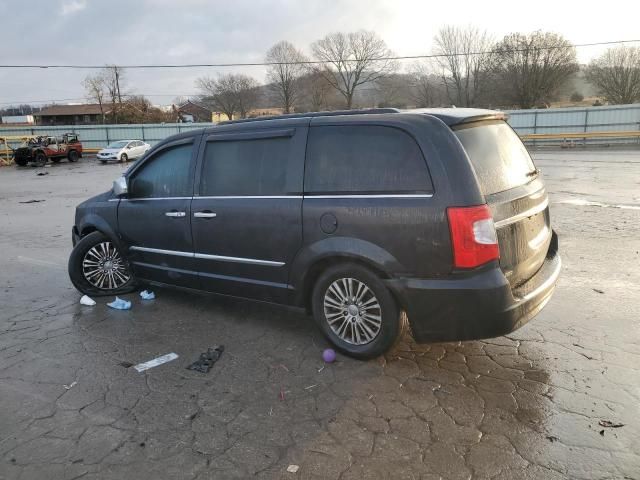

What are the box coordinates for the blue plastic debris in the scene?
[139,290,156,300]
[107,297,132,310]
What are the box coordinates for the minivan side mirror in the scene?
[113,176,128,196]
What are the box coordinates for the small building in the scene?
[176,101,212,123]
[34,104,111,126]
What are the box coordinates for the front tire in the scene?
[68,150,79,162]
[68,231,136,296]
[311,263,401,359]
[120,153,128,163]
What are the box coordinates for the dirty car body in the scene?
[14,133,83,166]
[69,108,561,358]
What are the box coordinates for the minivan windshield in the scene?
[106,141,129,149]
[454,121,537,195]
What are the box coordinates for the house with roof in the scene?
[34,104,111,125]
[176,100,213,123]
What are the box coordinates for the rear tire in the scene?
[68,150,79,162]
[35,151,47,167]
[311,263,400,359]
[68,231,136,296]
[14,157,28,167]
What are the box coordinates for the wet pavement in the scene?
[1,150,639,480]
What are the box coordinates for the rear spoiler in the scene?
[452,112,509,127]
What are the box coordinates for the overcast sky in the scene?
[1,0,639,107]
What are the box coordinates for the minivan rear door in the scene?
[191,127,307,303]
[454,121,551,287]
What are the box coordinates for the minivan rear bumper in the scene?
[385,231,561,343]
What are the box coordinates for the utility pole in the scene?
[115,66,122,104]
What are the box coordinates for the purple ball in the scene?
[322,348,336,363]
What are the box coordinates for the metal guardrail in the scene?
[521,131,640,140]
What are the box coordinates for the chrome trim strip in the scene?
[118,194,433,201]
[130,246,193,257]
[304,194,434,199]
[494,198,549,229]
[120,197,192,201]
[129,246,284,266]
[194,252,284,267]
[195,196,302,200]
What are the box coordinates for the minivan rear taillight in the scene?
[447,205,499,268]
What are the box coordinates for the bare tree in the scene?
[491,31,578,108]
[296,72,333,112]
[172,96,190,106]
[82,74,107,123]
[311,31,397,109]
[375,74,410,108]
[586,46,640,105]
[119,95,173,124]
[434,25,493,107]
[408,61,443,107]
[196,74,260,120]
[265,41,308,113]
[95,65,126,122]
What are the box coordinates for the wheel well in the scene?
[301,256,390,312]
[80,226,97,237]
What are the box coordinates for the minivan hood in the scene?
[76,190,113,210]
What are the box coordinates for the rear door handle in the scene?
[194,211,217,218]
[165,211,186,218]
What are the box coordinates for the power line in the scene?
[0,39,638,69]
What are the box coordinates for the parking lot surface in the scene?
[1,150,639,480]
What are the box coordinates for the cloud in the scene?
[61,0,86,15]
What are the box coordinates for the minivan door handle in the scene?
[194,211,217,219]
[165,211,186,218]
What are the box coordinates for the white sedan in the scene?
[97,140,150,163]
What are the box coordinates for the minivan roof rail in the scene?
[218,107,506,127]
[219,108,401,125]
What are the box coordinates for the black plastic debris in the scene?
[36,172,49,176]
[187,345,224,373]
[19,199,45,203]
[598,420,624,428]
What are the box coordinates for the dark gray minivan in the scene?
[69,108,561,358]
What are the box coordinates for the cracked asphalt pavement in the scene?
[1,150,639,480]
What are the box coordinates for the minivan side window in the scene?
[305,126,433,194]
[129,143,193,198]
[200,136,293,196]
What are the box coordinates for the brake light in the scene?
[447,205,499,268]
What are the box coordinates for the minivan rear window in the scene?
[305,125,433,194]
[454,121,537,195]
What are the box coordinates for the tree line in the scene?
[79,27,640,122]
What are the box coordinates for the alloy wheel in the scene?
[323,277,382,345]
[82,241,131,290]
